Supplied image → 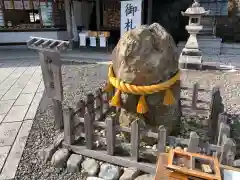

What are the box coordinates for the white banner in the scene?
[120,0,142,37]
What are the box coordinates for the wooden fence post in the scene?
[86,93,95,121]
[131,120,140,161]
[209,87,224,143]
[220,138,236,165]
[158,125,166,153]
[84,111,94,149]
[95,88,103,120]
[76,100,85,118]
[191,83,199,109]
[63,107,74,145]
[187,131,200,153]
[103,92,109,113]
[53,99,64,130]
[106,115,116,155]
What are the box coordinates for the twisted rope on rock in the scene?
[104,64,180,114]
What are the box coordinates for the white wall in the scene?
[0,31,68,43]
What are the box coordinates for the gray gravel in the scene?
[15,63,240,179]
[15,63,107,180]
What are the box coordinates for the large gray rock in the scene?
[51,148,70,168]
[67,154,83,173]
[134,174,155,180]
[82,158,99,176]
[98,163,121,180]
[112,23,181,139]
[120,167,141,180]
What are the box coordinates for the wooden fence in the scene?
[62,85,236,174]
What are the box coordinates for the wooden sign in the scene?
[4,1,13,9]
[14,0,24,9]
[39,51,63,101]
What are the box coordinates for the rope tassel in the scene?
[103,81,113,92]
[137,95,148,114]
[163,89,175,105]
[110,89,121,107]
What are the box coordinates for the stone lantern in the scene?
[179,0,209,68]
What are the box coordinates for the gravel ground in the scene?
[15,63,240,180]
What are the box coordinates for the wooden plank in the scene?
[84,111,94,149]
[106,116,116,155]
[209,86,224,143]
[157,125,166,153]
[76,100,85,117]
[39,51,63,101]
[39,51,54,99]
[147,0,152,24]
[131,120,140,161]
[96,0,100,31]
[62,142,156,174]
[63,107,75,145]
[191,83,199,109]
[86,93,95,121]
[95,88,103,120]
[64,0,73,47]
[52,99,64,130]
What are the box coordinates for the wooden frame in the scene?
[167,149,222,180]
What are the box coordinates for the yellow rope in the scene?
[104,64,180,114]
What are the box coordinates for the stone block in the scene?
[15,93,35,106]
[51,148,70,168]
[66,154,83,173]
[3,105,29,122]
[120,167,140,180]
[0,122,21,146]
[38,144,57,163]
[99,163,121,180]
[0,120,33,179]
[82,158,100,176]
[134,174,155,180]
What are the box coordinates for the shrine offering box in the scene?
[166,149,222,180]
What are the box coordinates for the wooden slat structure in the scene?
[29,38,237,174]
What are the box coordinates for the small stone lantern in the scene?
[179,0,209,68]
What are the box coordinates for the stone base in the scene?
[178,36,222,55]
[179,55,202,70]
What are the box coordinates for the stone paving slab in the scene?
[0,100,15,115]
[0,59,43,179]
[1,88,22,100]
[0,114,5,124]
[14,93,35,106]
[0,146,11,171]
[0,122,21,146]
[3,105,29,123]
[0,120,33,180]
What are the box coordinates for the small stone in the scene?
[184,147,188,152]
[38,144,56,163]
[51,148,70,168]
[53,133,64,148]
[99,163,121,180]
[82,158,99,176]
[165,146,170,153]
[146,146,151,149]
[67,154,83,173]
[120,167,140,180]
[134,174,154,180]
[86,177,104,180]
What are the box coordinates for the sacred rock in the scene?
[111,23,181,139]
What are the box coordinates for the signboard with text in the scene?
[120,0,142,37]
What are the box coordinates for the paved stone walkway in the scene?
[0,60,44,180]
